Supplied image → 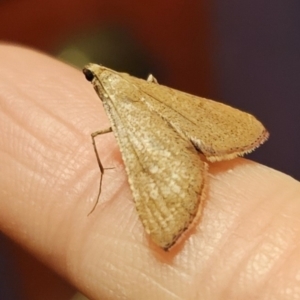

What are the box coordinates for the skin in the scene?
[1,44,300,300]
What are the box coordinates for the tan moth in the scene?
[83,64,269,250]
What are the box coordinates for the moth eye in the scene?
[83,68,94,82]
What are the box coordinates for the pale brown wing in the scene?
[121,74,269,162]
[89,66,206,250]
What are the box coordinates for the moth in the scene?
[83,64,269,250]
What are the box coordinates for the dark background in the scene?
[0,1,299,299]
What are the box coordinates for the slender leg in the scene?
[89,127,113,215]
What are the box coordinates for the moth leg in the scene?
[89,127,113,215]
[147,74,158,84]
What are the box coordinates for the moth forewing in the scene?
[83,64,269,250]
[121,75,269,161]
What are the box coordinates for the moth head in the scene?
[83,68,95,82]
